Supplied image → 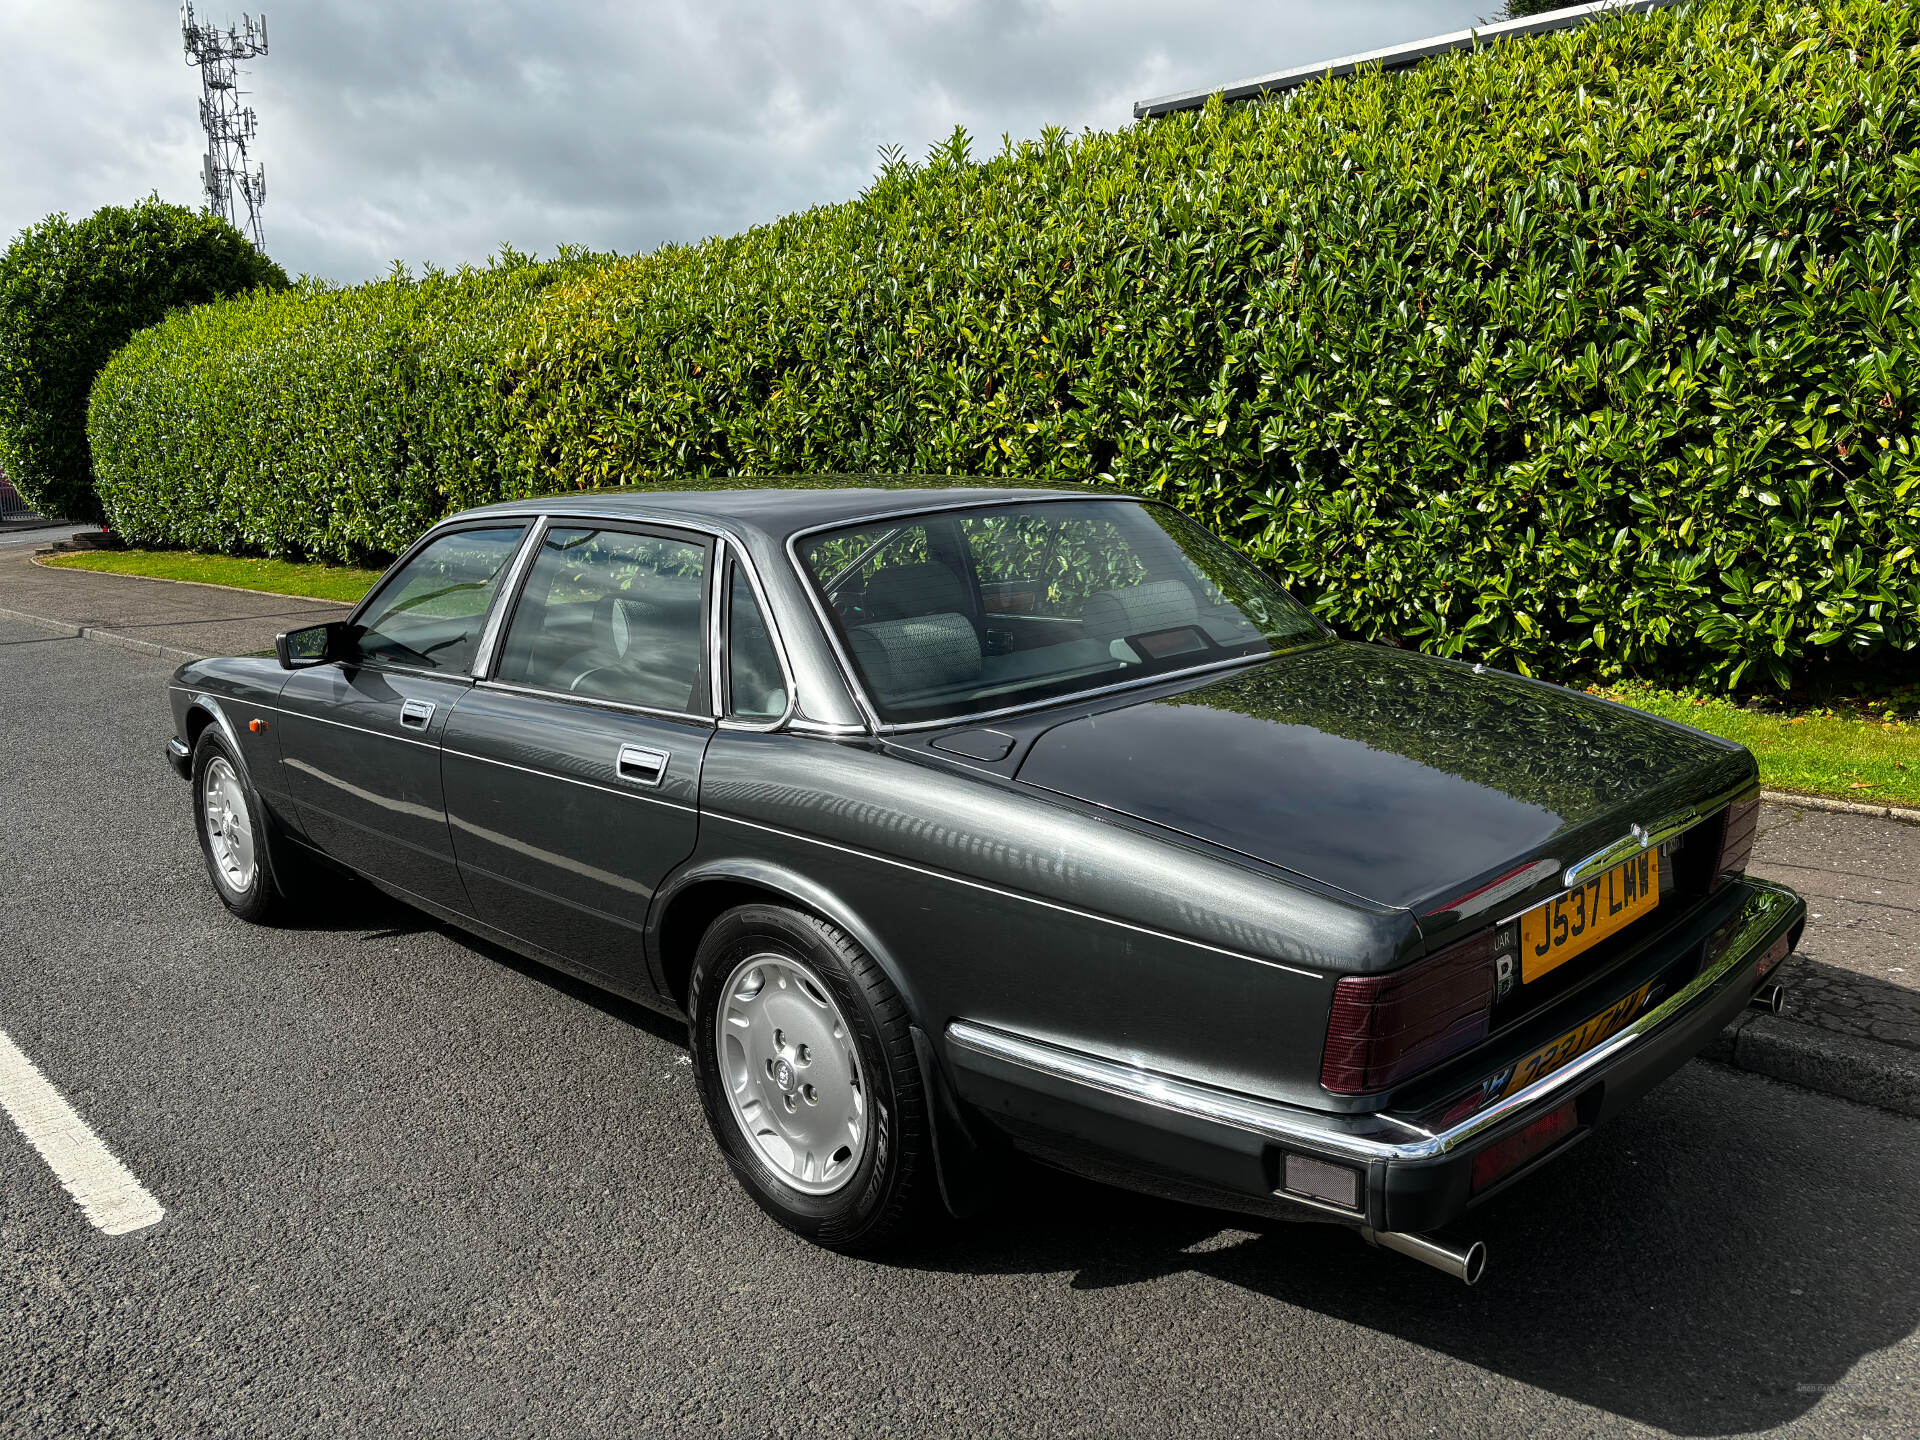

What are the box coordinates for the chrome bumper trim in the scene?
[947,882,1802,1166]
[167,738,191,761]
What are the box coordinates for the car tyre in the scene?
[191,727,296,924]
[687,903,934,1252]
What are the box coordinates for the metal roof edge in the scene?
[1132,0,1681,120]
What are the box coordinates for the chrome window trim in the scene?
[787,717,869,738]
[481,515,720,720]
[345,516,537,630]
[782,493,1329,735]
[715,537,799,733]
[706,545,726,718]
[704,808,1324,979]
[945,880,1799,1166]
[471,520,552,679]
[473,677,717,728]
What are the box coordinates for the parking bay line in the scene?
[0,1028,164,1235]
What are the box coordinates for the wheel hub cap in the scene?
[715,952,867,1196]
[201,756,256,893]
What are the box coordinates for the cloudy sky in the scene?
[4,1,1493,283]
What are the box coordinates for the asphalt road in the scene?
[3,618,1917,1439]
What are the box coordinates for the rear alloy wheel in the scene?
[191,728,289,924]
[688,904,933,1251]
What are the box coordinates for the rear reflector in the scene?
[1283,1153,1363,1211]
[1471,1101,1577,1193]
[1320,930,1499,1095]
[1755,934,1790,979]
[1711,795,1761,892]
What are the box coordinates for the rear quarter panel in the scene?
[692,731,1418,1106]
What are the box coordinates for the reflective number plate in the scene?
[1500,981,1654,1099]
[1519,849,1660,984]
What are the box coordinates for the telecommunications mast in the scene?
[181,4,270,250]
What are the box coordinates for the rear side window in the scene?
[495,526,709,713]
[353,525,527,672]
[725,565,786,720]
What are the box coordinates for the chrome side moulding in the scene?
[946,882,1801,1167]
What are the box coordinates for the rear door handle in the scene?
[616,744,669,787]
[399,699,436,730]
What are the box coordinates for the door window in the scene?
[352,525,528,672]
[494,526,709,713]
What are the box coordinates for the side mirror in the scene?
[275,621,351,670]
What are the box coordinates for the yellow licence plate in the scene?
[1519,848,1660,984]
[1500,981,1654,1098]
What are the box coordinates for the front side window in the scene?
[353,525,528,672]
[494,526,709,712]
[799,499,1322,724]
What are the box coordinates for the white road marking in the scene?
[0,1028,164,1235]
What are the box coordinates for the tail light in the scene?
[1320,928,1506,1094]
[1711,795,1760,892]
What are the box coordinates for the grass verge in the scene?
[39,548,381,604]
[1600,683,1920,809]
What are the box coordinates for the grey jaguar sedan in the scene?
[165,487,1803,1281]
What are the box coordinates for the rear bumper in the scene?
[166,736,191,780]
[946,879,1805,1234]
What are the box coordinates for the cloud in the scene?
[2,0,1493,282]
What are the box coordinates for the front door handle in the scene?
[616,744,669,787]
[399,698,436,730]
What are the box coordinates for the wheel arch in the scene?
[183,691,309,901]
[648,855,1000,1219]
[647,857,921,1024]
[184,692,241,758]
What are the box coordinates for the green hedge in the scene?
[0,198,285,522]
[90,0,1919,689]
[91,250,602,559]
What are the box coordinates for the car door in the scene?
[441,520,714,989]
[276,522,532,915]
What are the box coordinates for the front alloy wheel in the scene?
[191,727,287,924]
[201,754,256,895]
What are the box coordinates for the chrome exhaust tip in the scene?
[1361,1226,1487,1285]
[1750,983,1786,1016]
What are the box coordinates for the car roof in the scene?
[457,483,1131,544]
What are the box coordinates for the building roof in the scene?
[1132,0,1678,120]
